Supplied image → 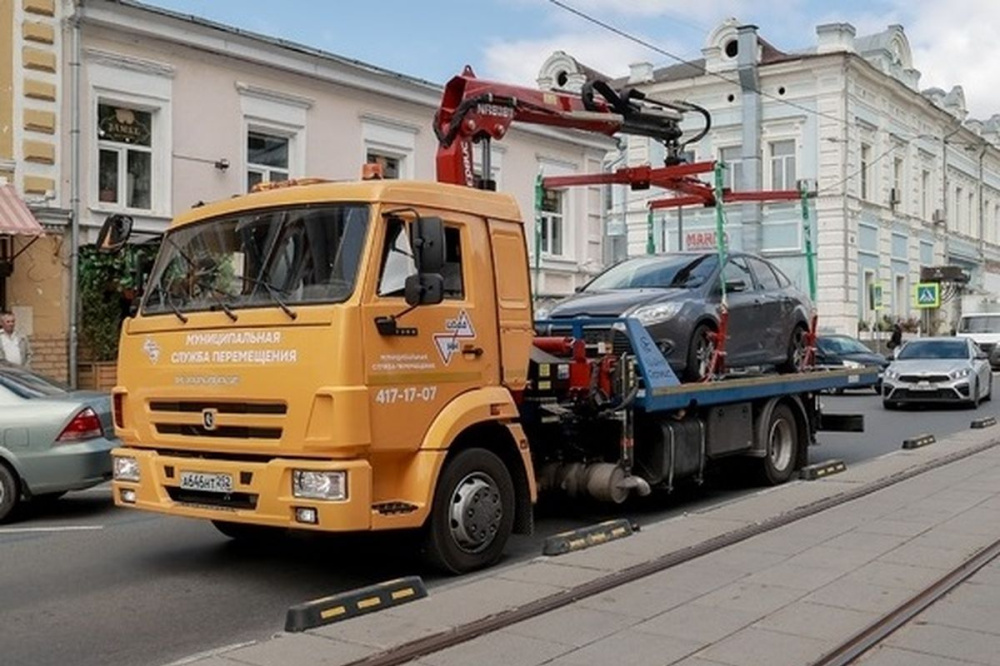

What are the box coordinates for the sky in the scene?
[140,0,1000,119]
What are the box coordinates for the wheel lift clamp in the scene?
[541,159,821,382]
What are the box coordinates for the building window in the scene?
[540,189,564,257]
[97,103,153,210]
[954,186,962,231]
[366,151,401,179]
[860,144,871,200]
[893,157,904,211]
[247,130,290,190]
[921,169,931,220]
[769,140,796,190]
[969,191,975,235]
[863,270,876,320]
[719,146,743,192]
[894,274,907,317]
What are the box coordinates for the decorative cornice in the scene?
[358,113,420,135]
[83,47,175,78]
[234,82,314,109]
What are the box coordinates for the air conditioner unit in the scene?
[931,209,946,225]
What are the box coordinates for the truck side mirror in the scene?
[412,216,445,274]
[404,273,444,306]
[96,214,133,253]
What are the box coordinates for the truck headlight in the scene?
[292,470,347,501]
[630,302,683,326]
[113,455,140,482]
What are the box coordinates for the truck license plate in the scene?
[180,471,233,494]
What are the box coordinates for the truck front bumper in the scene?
[111,447,372,531]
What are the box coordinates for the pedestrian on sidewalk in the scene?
[0,310,32,368]
[887,318,903,355]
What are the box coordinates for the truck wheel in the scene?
[211,520,283,542]
[424,448,514,574]
[758,404,798,485]
[0,463,20,523]
[684,324,715,382]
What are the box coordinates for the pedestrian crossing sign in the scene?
[913,282,940,309]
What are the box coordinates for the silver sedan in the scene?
[0,364,117,521]
[882,337,993,409]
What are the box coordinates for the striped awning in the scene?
[0,184,45,236]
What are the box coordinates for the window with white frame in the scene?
[893,157,904,211]
[769,140,796,190]
[860,144,871,200]
[362,116,417,180]
[921,169,931,220]
[968,191,975,235]
[247,130,290,190]
[894,274,907,317]
[97,102,154,210]
[719,146,743,192]
[366,151,401,179]
[955,186,963,232]
[539,188,565,257]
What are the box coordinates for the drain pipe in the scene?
[68,1,82,388]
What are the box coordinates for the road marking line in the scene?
[0,525,104,533]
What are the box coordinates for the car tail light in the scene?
[113,393,124,429]
[56,407,104,442]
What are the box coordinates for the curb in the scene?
[285,576,427,632]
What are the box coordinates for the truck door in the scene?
[361,213,499,452]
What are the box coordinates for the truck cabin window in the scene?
[376,218,464,299]
[142,203,370,315]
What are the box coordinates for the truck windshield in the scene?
[959,315,1000,333]
[142,203,370,315]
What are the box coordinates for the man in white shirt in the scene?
[0,311,32,368]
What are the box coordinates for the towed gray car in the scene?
[882,337,993,408]
[540,252,812,381]
[0,363,117,521]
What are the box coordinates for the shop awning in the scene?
[0,184,45,236]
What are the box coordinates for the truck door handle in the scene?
[462,344,484,358]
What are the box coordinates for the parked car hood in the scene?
[888,359,970,375]
[547,288,688,318]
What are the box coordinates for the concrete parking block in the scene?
[804,579,915,614]
[219,633,374,666]
[695,626,833,666]
[504,606,636,648]
[576,576,703,618]
[854,646,973,665]
[632,603,758,644]
[541,628,704,666]
[884,621,1000,664]
[693,581,804,615]
[415,630,570,666]
[752,600,878,642]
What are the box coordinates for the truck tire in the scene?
[758,403,798,485]
[211,520,284,542]
[423,448,515,574]
[0,462,20,523]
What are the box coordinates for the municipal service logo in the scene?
[142,337,161,364]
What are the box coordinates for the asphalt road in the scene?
[2,387,998,666]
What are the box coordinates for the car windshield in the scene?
[819,337,871,354]
[142,203,370,315]
[584,255,719,291]
[0,364,68,398]
[896,340,969,360]
[959,315,1000,333]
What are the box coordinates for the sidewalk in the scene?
[178,425,1000,666]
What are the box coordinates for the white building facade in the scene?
[542,20,1000,336]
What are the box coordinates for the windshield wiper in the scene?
[159,233,239,322]
[164,291,188,324]
[239,274,297,320]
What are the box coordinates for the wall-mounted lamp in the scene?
[214,158,230,171]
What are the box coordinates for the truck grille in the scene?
[166,487,258,510]
[150,400,286,440]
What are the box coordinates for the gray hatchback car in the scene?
[0,363,117,522]
[540,252,812,381]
